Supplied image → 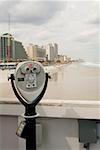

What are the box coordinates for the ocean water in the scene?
[0,62,100,101]
[44,62,100,101]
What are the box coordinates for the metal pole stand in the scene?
[9,73,49,150]
[24,106,37,150]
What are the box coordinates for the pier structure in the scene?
[0,98,100,150]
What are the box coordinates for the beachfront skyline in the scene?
[0,0,99,63]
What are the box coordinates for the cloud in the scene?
[75,29,99,43]
[87,15,100,25]
[0,0,19,22]
[0,0,66,25]
[89,17,100,25]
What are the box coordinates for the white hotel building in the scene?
[27,44,46,61]
[27,43,58,62]
[46,43,58,62]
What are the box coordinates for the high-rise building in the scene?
[27,44,46,61]
[0,33,27,61]
[14,41,27,60]
[46,43,54,61]
[27,44,35,59]
[0,33,14,61]
[52,43,58,60]
[46,43,58,61]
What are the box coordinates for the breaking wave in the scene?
[82,62,100,68]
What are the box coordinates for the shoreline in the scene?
[0,62,99,101]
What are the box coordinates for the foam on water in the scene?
[82,62,100,68]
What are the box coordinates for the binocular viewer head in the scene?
[14,61,46,104]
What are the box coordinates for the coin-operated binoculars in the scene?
[8,61,49,150]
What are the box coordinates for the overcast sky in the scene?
[0,0,99,63]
